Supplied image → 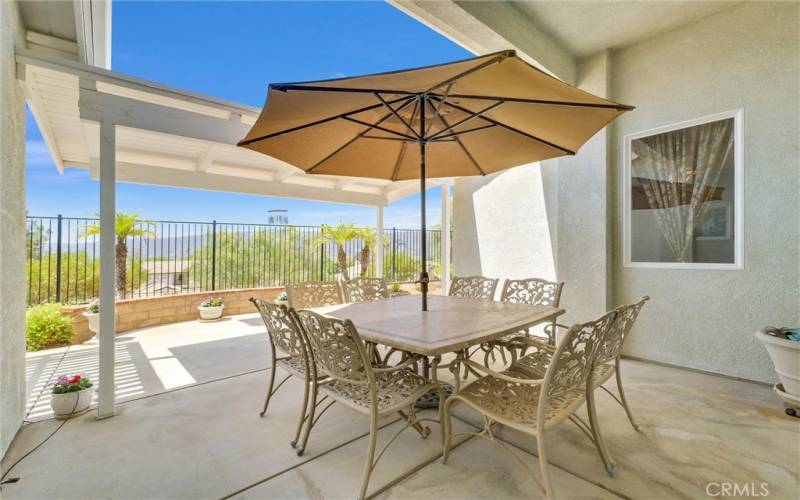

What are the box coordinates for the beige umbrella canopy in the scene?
[239,50,633,310]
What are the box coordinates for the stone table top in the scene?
[314,294,564,356]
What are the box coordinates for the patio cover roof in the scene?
[16,49,442,207]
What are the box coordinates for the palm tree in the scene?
[84,213,155,298]
[316,223,360,280]
[356,228,388,277]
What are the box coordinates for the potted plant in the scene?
[83,299,100,334]
[757,327,800,415]
[51,373,94,419]
[275,291,289,306]
[198,296,224,320]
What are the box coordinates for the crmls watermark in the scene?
[705,482,769,497]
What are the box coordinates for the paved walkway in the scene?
[24,313,267,420]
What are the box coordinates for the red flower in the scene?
[69,375,81,384]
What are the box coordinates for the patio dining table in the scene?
[315,294,564,389]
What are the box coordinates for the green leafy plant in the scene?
[390,282,401,293]
[26,303,74,351]
[200,296,223,307]
[85,299,99,314]
[316,223,361,280]
[52,374,92,394]
[83,212,156,299]
[276,291,288,302]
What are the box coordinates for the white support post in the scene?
[375,205,384,279]
[97,120,116,419]
[440,180,452,295]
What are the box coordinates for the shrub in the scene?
[26,303,74,351]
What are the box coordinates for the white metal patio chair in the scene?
[286,280,344,309]
[344,277,390,303]
[250,298,329,456]
[511,296,650,474]
[448,275,499,300]
[442,310,617,499]
[480,278,565,368]
[295,309,443,500]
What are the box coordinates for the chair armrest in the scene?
[372,354,423,373]
[512,336,556,352]
[461,359,544,386]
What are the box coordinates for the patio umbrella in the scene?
[239,50,633,311]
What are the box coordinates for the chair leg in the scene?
[436,385,446,449]
[290,377,311,449]
[260,351,278,417]
[442,395,455,464]
[296,381,318,456]
[586,386,616,476]
[536,431,554,500]
[615,358,640,431]
[358,410,379,500]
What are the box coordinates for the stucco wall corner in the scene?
[0,0,27,459]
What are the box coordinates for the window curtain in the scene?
[632,119,734,262]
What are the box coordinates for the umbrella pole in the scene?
[419,96,428,312]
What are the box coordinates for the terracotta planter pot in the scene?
[198,305,224,320]
[51,386,95,419]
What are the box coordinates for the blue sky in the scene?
[25,1,470,227]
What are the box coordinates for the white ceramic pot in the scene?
[51,386,95,419]
[198,305,224,320]
[757,330,800,396]
[83,311,100,333]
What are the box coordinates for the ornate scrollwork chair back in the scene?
[295,310,371,386]
[344,277,390,303]
[251,298,307,359]
[500,278,564,308]
[542,310,616,400]
[286,281,344,310]
[595,296,649,366]
[448,275,499,300]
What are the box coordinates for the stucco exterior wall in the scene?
[609,2,800,382]
[0,0,27,458]
[451,54,609,323]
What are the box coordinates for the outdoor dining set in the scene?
[250,276,649,499]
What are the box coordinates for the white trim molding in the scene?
[622,108,744,270]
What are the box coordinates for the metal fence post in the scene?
[211,220,217,291]
[391,227,397,282]
[319,243,324,281]
[55,214,63,303]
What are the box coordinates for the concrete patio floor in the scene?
[5,313,799,499]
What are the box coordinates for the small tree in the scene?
[357,228,388,277]
[84,213,155,298]
[317,223,360,280]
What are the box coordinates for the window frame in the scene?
[622,109,744,270]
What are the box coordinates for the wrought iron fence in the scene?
[25,215,442,306]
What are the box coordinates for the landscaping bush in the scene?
[26,303,74,351]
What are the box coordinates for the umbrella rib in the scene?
[271,84,419,95]
[430,123,497,141]
[427,100,486,176]
[423,51,512,94]
[432,96,576,156]
[375,93,420,139]
[307,97,417,174]
[428,100,504,140]
[430,92,633,110]
[341,116,417,141]
[425,83,453,137]
[390,142,408,182]
[238,95,412,147]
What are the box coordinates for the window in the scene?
[623,110,743,269]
